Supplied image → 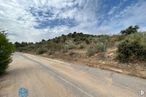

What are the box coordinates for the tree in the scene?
[120,25,139,35]
[15,42,21,48]
[0,31,15,74]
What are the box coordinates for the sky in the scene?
[0,0,146,42]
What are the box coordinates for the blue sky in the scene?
[0,0,146,42]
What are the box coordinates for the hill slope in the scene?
[15,31,146,79]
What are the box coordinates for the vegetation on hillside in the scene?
[15,32,113,55]
[120,25,139,35]
[0,31,15,74]
[117,32,146,62]
[116,25,146,62]
[15,25,146,63]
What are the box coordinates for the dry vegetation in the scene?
[15,26,146,78]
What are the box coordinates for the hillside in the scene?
[15,26,146,78]
[15,32,119,55]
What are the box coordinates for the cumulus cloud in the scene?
[0,0,146,42]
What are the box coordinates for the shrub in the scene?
[62,45,69,53]
[86,48,96,56]
[0,32,15,74]
[85,39,90,44]
[116,33,146,62]
[36,48,47,54]
[96,43,107,52]
[86,43,107,56]
[79,44,85,49]
[47,41,63,51]
[64,42,76,50]
[67,44,76,49]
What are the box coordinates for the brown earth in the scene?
[0,53,146,97]
[41,48,146,79]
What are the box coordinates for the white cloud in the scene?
[0,0,100,42]
[0,0,146,42]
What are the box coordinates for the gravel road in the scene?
[0,53,146,97]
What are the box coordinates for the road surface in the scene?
[0,53,146,97]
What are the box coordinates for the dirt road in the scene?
[0,53,146,97]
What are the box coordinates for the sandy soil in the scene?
[0,53,146,97]
[45,48,146,79]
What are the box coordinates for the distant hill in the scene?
[15,32,119,55]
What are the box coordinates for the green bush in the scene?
[47,41,63,51]
[36,48,47,54]
[96,43,107,52]
[86,48,96,56]
[79,44,85,49]
[116,33,146,62]
[87,43,107,56]
[0,32,15,74]
[62,45,69,53]
[64,42,76,50]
